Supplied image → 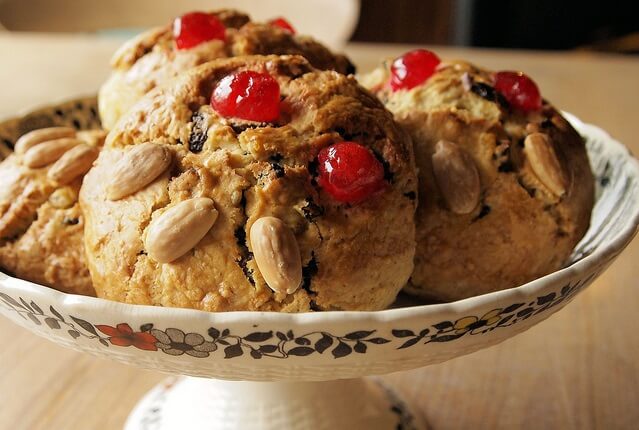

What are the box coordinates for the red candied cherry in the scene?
[211,71,281,122]
[493,71,542,112]
[269,17,296,34]
[317,142,386,204]
[173,12,226,50]
[390,49,441,91]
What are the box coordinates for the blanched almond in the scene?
[14,127,76,154]
[23,138,82,168]
[250,216,302,294]
[431,140,481,214]
[106,143,171,200]
[48,144,99,184]
[523,133,568,196]
[145,198,218,264]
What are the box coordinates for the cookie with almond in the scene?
[82,55,417,312]
[361,50,594,301]
[0,127,105,296]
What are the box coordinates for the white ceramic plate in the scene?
[1,101,638,382]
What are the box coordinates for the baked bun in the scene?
[0,128,105,296]
[361,53,594,301]
[98,10,354,130]
[81,55,417,312]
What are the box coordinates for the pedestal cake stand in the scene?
[1,102,638,429]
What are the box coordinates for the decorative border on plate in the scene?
[0,272,597,360]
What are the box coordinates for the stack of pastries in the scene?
[0,10,594,311]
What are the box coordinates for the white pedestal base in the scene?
[125,377,428,430]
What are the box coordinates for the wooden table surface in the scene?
[1,33,638,430]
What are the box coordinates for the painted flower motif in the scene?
[150,328,217,358]
[453,308,502,335]
[96,323,158,351]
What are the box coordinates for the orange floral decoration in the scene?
[96,323,158,351]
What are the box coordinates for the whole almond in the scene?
[23,138,82,168]
[431,140,481,214]
[250,216,302,294]
[14,127,76,154]
[106,143,172,200]
[145,197,218,263]
[48,187,78,209]
[48,144,99,184]
[524,133,568,196]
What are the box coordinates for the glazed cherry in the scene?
[269,17,296,34]
[317,142,386,204]
[390,49,441,91]
[173,12,226,50]
[211,71,281,122]
[493,71,542,112]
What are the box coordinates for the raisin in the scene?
[374,152,394,183]
[470,82,498,102]
[476,204,491,219]
[230,122,261,134]
[301,253,319,293]
[345,60,357,76]
[308,159,319,186]
[234,226,255,286]
[2,138,13,150]
[188,112,208,153]
[498,161,514,172]
[403,191,417,200]
[268,154,285,178]
[301,198,324,221]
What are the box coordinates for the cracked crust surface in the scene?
[82,55,417,312]
[0,131,105,296]
[362,60,594,301]
[98,9,355,130]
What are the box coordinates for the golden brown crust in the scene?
[362,60,594,301]
[83,55,417,312]
[0,131,103,296]
[99,9,354,130]
[0,187,94,296]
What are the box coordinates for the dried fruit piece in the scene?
[145,197,218,263]
[317,141,386,204]
[48,144,99,185]
[173,12,226,50]
[107,143,172,201]
[269,17,296,34]
[431,140,480,214]
[77,129,108,147]
[250,216,302,294]
[48,187,78,209]
[493,71,542,112]
[211,71,280,122]
[523,133,568,196]
[14,127,76,154]
[390,49,441,91]
[23,138,82,168]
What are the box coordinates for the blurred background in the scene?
[0,0,637,53]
